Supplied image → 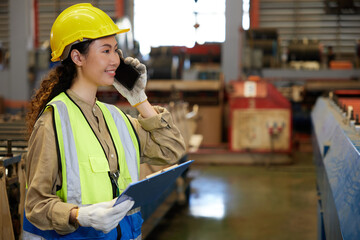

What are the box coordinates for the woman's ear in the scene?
[70,49,83,66]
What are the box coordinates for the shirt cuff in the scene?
[52,202,79,235]
[137,106,172,131]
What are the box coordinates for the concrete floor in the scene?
[146,152,317,240]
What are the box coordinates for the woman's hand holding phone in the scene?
[113,49,148,107]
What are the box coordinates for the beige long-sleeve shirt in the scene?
[25,89,186,235]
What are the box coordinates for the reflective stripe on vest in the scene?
[51,99,81,204]
[98,102,140,183]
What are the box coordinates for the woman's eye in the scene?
[104,49,110,53]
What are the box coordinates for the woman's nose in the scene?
[112,51,120,66]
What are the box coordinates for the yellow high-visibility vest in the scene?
[47,92,140,205]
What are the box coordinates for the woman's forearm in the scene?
[135,100,157,118]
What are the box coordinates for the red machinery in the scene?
[228,79,292,153]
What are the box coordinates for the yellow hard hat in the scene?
[50,3,129,62]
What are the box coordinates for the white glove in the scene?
[113,49,148,106]
[76,198,134,234]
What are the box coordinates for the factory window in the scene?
[242,0,250,30]
[134,0,225,56]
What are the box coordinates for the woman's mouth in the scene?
[105,70,116,76]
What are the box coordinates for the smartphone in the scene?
[115,57,141,91]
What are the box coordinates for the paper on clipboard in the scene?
[113,160,194,209]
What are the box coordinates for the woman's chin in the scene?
[100,78,115,87]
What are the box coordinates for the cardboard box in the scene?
[196,106,223,145]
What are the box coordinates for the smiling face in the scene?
[78,35,120,88]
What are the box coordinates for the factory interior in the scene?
[1,0,360,239]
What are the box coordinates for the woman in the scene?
[23,3,185,240]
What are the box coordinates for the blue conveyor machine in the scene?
[312,97,360,240]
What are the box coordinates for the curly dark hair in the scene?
[26,40,94,138]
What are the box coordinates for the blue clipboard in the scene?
[113,160,194,209]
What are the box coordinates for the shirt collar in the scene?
[66,89,98,109]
